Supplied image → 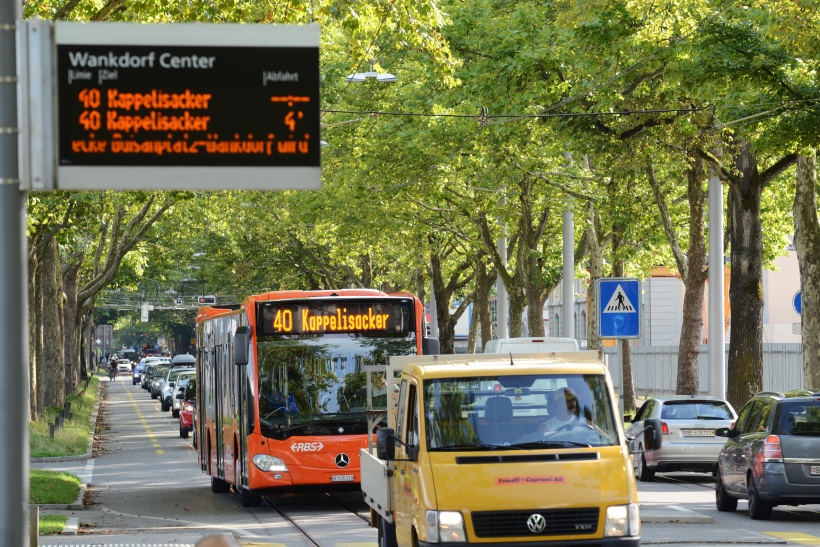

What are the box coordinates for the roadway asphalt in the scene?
[28,378,795,547]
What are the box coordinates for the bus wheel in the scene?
[211,475,230,494]
[235,459,261,507]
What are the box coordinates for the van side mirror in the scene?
[643,418,663,451]
[376,428,396,460]
[234,326,251,366]
[422,337,440,355]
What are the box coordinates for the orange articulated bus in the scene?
[195,289,438,506]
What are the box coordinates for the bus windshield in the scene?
[256,333,416,439]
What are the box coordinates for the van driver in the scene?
[538,387,581,432]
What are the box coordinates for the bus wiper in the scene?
[511,440,591,449]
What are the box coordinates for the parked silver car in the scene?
[626,395,737,481]
[160,367,195,412]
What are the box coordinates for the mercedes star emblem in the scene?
[527,513,547,533]
[335,453,350,468]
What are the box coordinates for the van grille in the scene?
[471,508,599,538]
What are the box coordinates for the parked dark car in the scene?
[715,390,820,520]
[178,377,196,442]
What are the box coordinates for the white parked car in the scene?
[160,367,195,412]
[171,373,195,418]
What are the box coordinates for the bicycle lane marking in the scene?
[125,385,164,455]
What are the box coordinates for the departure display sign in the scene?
[53,22,321,190]
[258,300,415,336]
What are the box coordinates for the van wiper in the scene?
[430,444,515,451]
[511,440,591,449]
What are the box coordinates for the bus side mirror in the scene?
[376,428,396,460]
[234,326,251,366]
[422,337,440,355]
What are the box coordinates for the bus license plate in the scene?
[682,429,714,437]
[811,466,820,476]
[331,474,355,482]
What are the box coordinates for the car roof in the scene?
[649,395,730,403]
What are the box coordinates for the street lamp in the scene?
[346,60,397,83]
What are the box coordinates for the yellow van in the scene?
[361,352,661,547]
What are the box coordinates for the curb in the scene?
[640,504,714,524]
[60,516,79,536]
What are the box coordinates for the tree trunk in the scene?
[42,239,66,408]
[63,262,81,393]
[475,252,494,350]
[725,142,766,411]
[793,151,820,390]
[676,159,708,395]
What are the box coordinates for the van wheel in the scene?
[172,409,180,418]
[715,470,737,512]
[378,516,398,547]
[748,477,773,520]
[636,449,655,482]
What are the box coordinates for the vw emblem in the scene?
[527,513,546,533]
[335,453,350,468]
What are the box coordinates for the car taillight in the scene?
[661,422,669,435]
[762,435,783,462]
[183,402,194,412]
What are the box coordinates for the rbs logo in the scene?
[290,442,324,452]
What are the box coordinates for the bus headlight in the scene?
[425,511,466,543]
[604,504,640,537]
[252,454,288,472]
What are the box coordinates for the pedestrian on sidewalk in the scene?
[195,533,241,547]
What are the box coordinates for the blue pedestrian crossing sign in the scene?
[597,278,641,339]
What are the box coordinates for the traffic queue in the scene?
[133,353,198,446]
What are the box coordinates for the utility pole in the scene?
[1,0,32,545]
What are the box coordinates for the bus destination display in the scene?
[56,44,320,168]
[259,301,414,336]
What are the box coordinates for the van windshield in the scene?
[424,374,619,450]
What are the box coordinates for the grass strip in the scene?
[30,469,81,505]
[30,376,99,458]
[38,514,68,535]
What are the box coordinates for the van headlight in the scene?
[252,454,289,472]
[426,511,466,543]
[604,504,640,537]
